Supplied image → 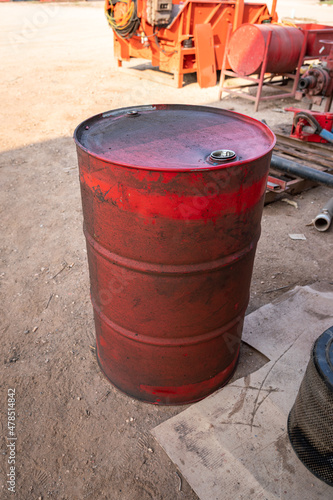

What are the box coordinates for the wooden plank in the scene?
[273,145,333,170]
[118,64,180,88]
[276,139,333,164]
[265,174,317,204]
[275,130,333,156]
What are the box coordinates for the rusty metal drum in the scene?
[74,105,275,404]
[228,24,304,76]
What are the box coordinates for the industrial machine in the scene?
[218,21,333,111]
[286,107,333,144]
[296,40,333,112]
[105,0,278,87]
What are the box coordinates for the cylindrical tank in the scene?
[228,24,304,76]
[74,104,275,405]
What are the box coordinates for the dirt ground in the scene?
[1,2,332,500]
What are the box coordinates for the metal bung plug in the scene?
[209,149,236,163]
[127,110,139,116]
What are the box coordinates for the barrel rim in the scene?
[73,104,276,172]
[312,325,333,391]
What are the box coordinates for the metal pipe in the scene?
[314,197,333,232]
[298,75,316,90]
[270,155,333,188]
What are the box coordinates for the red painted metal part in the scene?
[227,24,304,76]
[296,23,333,59]
[296,40,333,112]
[74,105,275,404]
[286,107,333,144]
[219,24,308,112]
[194,23,216,89]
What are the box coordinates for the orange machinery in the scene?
[105,0,278,87]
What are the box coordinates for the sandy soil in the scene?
[0,3,332,500]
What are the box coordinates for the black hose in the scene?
[154,34,177,56]
[294,112,322,134]
[106,0,140,39]
[270,155,333,188]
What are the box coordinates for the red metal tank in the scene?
[228,24,304,76]
[74,105,275,405]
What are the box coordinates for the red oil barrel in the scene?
[228,24,304,76]
[74,105,275,404]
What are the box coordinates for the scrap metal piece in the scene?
[314,197,333,232]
